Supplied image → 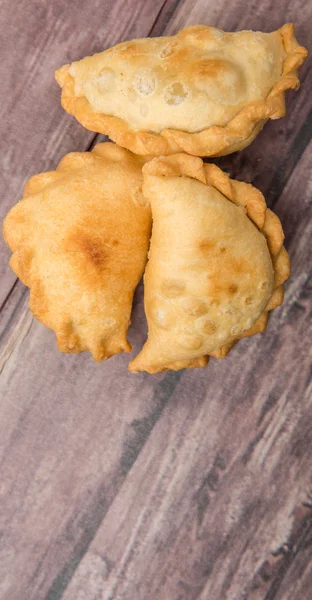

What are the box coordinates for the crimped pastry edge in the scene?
[55,23,308,158]
[129,154,290,373]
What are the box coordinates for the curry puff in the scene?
[55,24,307,158]
[129,155,290,374]
[3,143,151,361]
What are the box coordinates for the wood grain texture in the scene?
[0,0,311,599]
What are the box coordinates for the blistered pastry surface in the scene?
[129,154,290,373]
[68,27,284,133]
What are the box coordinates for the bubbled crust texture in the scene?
[3,143,151,361]
[129,155,290,373]
[55,23,308,157]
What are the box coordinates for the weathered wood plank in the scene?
[0,310,181,599]
[0,281,32,373]
[157,0,311,36]
[273,534,312,600]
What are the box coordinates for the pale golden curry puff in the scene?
[56,24,307,157]
[129,154,290,373]
[3,143,151,361]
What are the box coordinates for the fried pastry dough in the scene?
[55,24,307,157]
[3,143,151,361]
[129,155,290,373]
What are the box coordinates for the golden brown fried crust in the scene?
[3,143,151,361]
[129,154,290,373]
[55,24,307,157]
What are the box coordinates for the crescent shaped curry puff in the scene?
[3,143,151,361]
[55,24,307,157]
[129,155,290,374]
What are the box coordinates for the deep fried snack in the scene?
[129,155,290,373]
[3,143,151,361]
[55,24,307,157]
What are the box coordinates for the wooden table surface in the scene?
[0,1,311,599]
